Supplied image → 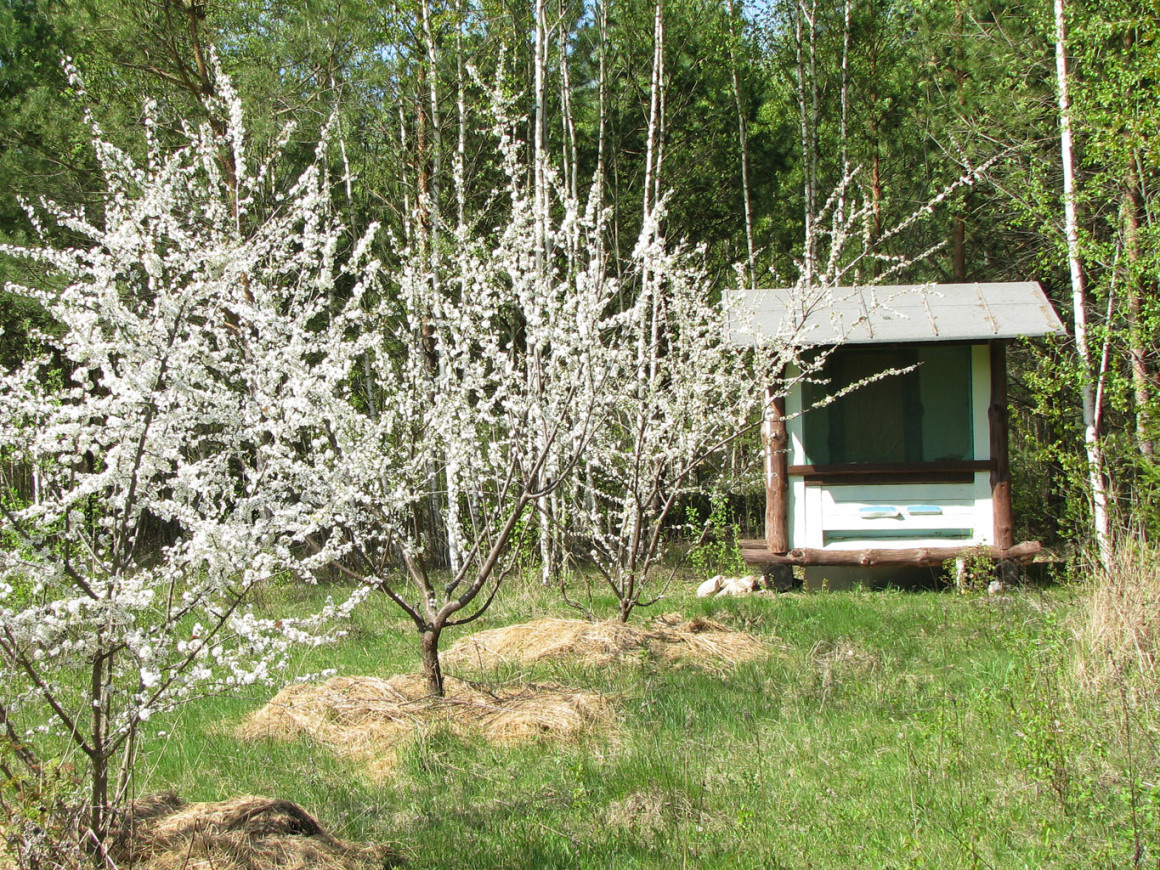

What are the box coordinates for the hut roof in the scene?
[725,282,1066,347]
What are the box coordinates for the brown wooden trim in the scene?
[989,341,1015,549]
[802,472,977,486]
[739,540,1041,568]
[805,339,997,350]
[786,460,992,486]
[765,386,790,553]
[788,461,993,476]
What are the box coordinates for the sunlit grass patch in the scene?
[102,574,1160,868]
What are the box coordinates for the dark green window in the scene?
[802,345,974,465]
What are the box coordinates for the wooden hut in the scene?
[725,282,1065,578]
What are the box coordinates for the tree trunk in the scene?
[617,586,635,623]
[642,0,665,223]
[952,0,968,282]
[595,0,608,215]
[867,39,883,249]
[837,0,851,225]
[765,386,790,552]
[559,24,579,205]
[89,755,110,861]
[532,0,555,585]
[1124,158,1152,456]
[952,213,966,281]
[1054,0,1112,565]
[727,0,756,287]
[455,0,468,229]
[793,0,816,283]
[88,651,111,856]
[420,627,445,697]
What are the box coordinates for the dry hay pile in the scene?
[113,792,398,870]
[444,612,769,672]
[237,674,613,779]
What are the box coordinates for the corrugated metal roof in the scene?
[725,282,1067,347]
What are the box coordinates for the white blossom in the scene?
[0,61,366,837]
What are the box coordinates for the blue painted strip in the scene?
[859,505,901,519]
[906,505,944,516]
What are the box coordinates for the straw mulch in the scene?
[443,612,771,673]
[113,792,400,870]
[237,674,614,780]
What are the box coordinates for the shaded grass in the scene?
[112,578,1158,868]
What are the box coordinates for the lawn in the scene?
[125,576,1155,869]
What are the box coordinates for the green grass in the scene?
[109,579,1160,867]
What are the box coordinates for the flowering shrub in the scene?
[0,60,367,852]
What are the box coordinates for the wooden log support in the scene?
[989,340,1015,550]
[739,539,1041,568]
[764,385,790,553]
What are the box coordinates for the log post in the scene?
[739,540,1041,568]
[989,340,1015,550]
[765,384,790,553]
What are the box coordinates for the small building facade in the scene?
[725,282,1065,571]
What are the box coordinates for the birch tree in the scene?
[727,0,758,288]
[1053,0,1112,564]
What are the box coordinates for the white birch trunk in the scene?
[533,0,554,583]
[1054,0,1112,565]
[420,0,443,219]
[559,25,579,207]
[654,1,666,212]
[421,0,464,572]
[642,0,664,224]
[793,0,817,285]
[455,0,468,229]
[644,0,666,385]
[559,24,580,255]
[727,0,757,288]
[399,103,412,243]
[837,0,852,226]
[595,0,608,216]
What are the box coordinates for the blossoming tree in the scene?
[563,167,970,623]
[0,67,366,854]
[561,209,792,623]
[250,97,622,697]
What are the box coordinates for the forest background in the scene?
[0,0,1156,553]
